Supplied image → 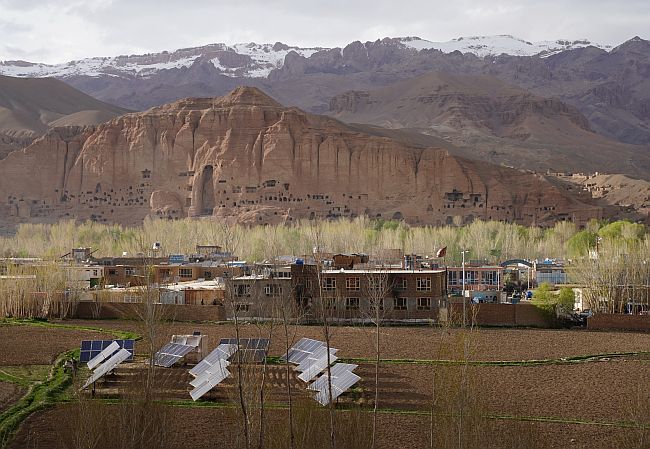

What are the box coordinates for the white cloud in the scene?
[0,0,648,63]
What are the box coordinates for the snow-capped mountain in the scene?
[0,35,612,80]
[0,42,322,79]
[397,35,610,57]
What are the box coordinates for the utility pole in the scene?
[461,250,469,327]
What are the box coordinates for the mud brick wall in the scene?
[587,314,650,332]
[75,301,226,322]
[448,303,550,327]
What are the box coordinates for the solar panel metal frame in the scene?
[87,341,120,370]
[153,342,195,367]
[82,348,131,390]
[189,343,238,377]
[80,339,135,363]
[280,338,326,364]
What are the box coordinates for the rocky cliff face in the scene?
[0,87,601,231]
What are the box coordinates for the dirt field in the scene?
[3,320,649,449]
[8,403,638,449]
[0,381,23,413]
[0,324,110,365]
[70,319,650,361]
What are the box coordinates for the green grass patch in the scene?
[0,349,75,448]
[0,318,140,341]
[0,366,50,388]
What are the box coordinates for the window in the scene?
[395,278,407,291]
[346,277,360,291]
[417,297,431,310]
[393,297,407,311]
[323,297,337,310]
[345,297,360,310]
[273,271,291,278]
[368,277,386,291]
[235,303,250,312]
[483,270,498,285]
[235,285,251,297]
[108,269,117,275]
[125,267,135,276]
[204,271,212,279]
[265,283,282,297]
[323,277,336,291]
[92,270,98,276]
[179,268,193,278]
[448,270,459,286]
[416,277,431,291]
[465,271,478,285]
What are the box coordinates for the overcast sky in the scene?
[0,0,648,64]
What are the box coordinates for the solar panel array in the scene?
[282,339,360,406]
[86,341,120,370]
[279,338,326,365]
[309,364,361,406]
[219,338,270,363]
[189,359,231,401]
[80,339,135,364]
[153,342,195,367]
[189,343,238,378]
[296,347,339,383]
[81,348,132,390]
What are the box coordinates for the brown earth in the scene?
[0,381,23,413]
[70,319,650,361]
[328,72,650,178]
[0,324,110,365]
[0,75,129,158]
[0,87,603,231]
[7,403,639,449]
[3,321,649,449]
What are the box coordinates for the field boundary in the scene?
[0,319,141,448]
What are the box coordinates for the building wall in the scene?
[448,302,550,327]
[291,266,446,321]
[74,301,226,321]
[587,314,650,332]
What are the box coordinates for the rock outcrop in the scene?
[0,87,602,230]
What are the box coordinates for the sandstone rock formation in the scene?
[0,87,603,231]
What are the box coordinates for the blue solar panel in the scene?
[80,339,135,363]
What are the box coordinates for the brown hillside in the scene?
[0,75,129,158]
[328,72,650,178]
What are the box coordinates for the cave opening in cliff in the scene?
[200,165,216,215]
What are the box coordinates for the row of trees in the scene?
[1,217,646,263]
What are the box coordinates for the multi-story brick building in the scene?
[291,264,447,321]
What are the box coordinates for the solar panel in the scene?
[80,339,135,363]
[280,338,326,364]
[219,338,270,363]
[296,347,338,383]
[189,359,231,401]
[313,368,361,406]
[189,344,238,377]
[190,360,231,388]
[87,341,120,370]
[153,342,195,367]
[307,364,359,391]
[81,348,131,390]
